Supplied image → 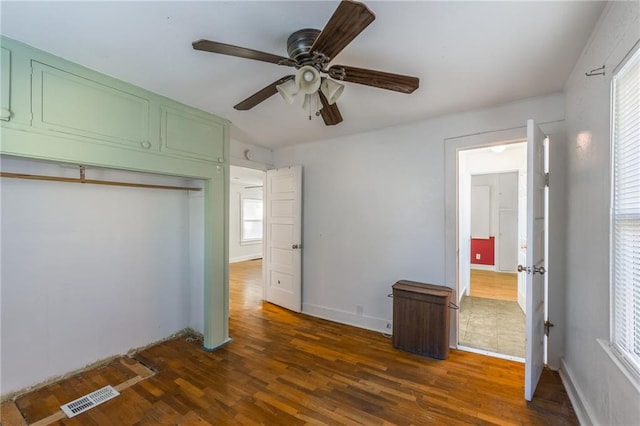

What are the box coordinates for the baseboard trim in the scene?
[470,264,496,271]
[229,254,262,263]
[302,303,390,334]
[559,357,595,426]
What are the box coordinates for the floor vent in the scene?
[60,385,120,418]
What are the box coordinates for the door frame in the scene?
[456,143,527,363]
[228,163,269,302]
[445,122,560,399]
[496,171,520,273]
[445,127,529,347]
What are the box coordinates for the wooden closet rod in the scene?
[0,171,202,192]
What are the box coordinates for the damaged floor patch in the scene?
[1,358,155,426]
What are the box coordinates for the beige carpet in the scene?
[458,295,525,358]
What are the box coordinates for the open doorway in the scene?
[229,166,266,311]
[457,142,527,361]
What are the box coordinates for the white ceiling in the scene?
[1,1,605,150]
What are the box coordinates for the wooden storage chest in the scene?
[392,280,452,360]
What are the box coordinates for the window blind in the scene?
[611,46,640,377]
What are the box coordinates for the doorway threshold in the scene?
[457,344,525,363]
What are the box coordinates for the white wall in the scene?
[230,138,273,170]
[273,93,565,336]
[0,157,200,396]
[229,182,263,263]
[469,182,491,240]
[458,152,471,301]
[562,2,640,424]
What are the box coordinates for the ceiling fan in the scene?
[192,0,419,126]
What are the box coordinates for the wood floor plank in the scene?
[9,259,578,425]
[471,269,518,301]
[0,401,28,426]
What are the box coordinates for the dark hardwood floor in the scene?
[3,259,577,425]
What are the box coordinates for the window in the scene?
[611,45,640,378]
[241,194,263,243]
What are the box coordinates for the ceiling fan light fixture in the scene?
[320,79,345,105]
[302,92,323,119]
[194,0,419,125]
[276,79,298,104]
[295,65,321,94]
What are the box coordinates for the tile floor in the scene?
[458,295,525,358]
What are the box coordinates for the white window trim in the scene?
[608,42,640,385]
[240,193,263,244]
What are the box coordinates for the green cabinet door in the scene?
[31,61,153,150]
[160,105,226,162]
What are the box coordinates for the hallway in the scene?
[459,270,525,358]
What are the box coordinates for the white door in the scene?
[264,166,302,312]
[498,209,518,272]
[498,172,519,272]
[523,119,546,401]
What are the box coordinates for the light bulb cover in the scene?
[276,79,298,104]
[302,92,323,115]
[295,65,321,95]
[320,79,345,105]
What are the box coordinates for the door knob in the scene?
[518,264,545,275]
[533,265,546,275]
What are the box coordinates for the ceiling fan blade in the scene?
[318,91,343,126]
[234,76,294,111]
[330,65,419,94]
[311,0,375,61]
[193,39,293,66]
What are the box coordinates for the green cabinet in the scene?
[1,36,231,352]
[160,105,226,162]
[1,47,11,121]
[1,36,227,163]
[31,61,152,150]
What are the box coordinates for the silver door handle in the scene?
[533,266,546,275]
[518,264,545,275]
[292,244,302,249]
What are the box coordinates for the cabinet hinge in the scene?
[544,172,550,187]
[544,320,554,337]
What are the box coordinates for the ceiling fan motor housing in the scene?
[286,28,321,64]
